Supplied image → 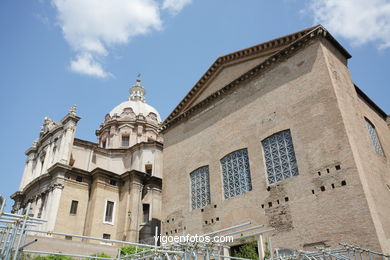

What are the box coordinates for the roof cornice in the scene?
[161,25,351,132]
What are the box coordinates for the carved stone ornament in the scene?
[68,104,77,116]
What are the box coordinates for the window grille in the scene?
[221,149,252,199]
[365,119,384,156]
[262,130,299,184]
[190,166,211,209]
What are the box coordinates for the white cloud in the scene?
[162,0,192,15]
[70,53,111,78]
[307,0,390,49]
[52,0,164,78]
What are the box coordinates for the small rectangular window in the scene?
[121,135,130,147]
[104,201,114,223]
[70,200,78,215]
[145,164,153,175]
[103,233,111,240]
[143,204,150,223]
[109,179,117,186]
[76,176,83,182]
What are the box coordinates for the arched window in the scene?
[262,129,299,184]
[365,118,384,156]
[190,166,210,209]
[221,149,252,199]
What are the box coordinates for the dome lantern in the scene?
[129,76,146,102]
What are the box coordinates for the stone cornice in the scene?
[73,138,163,155]
[96,118,160,136]
[160,25,351,132]
[355,85,388,121]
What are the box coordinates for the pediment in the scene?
[164,26,321,124]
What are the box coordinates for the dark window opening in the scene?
[121,135,130,147]
[261,204,264,208]
[201,209,204,212]
[318,172,321,176]
[216,217,220,221]
[102,140,106,148]
[205,220,208,225]
[277,200,280,204]
[268,202,272,208]
[65,236,72,240]
[341,180,347,186]
[320,186,326,192]
[312,190,315,194]
[105,201,114,223]
[211,219,214,223]
[70,200,78,215]
[331,184,335,189]
[145,164,153,175]
[143,204,150,223]
[103,233,111,240]
[326,168,330,173]
[214,205,217,208]
[76,176,83,182]
[285,197,289,202]
[175,229,177,233]
[335,165,341,170]
[109,179,117,186]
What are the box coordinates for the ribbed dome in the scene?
[109,100,162,122]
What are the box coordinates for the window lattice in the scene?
[262,130,299,184]
[190,166,210,209]
[221,149,252,199]
[365,119,384,156]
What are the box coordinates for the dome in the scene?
[109,100,162,122]
[108,77,162,122]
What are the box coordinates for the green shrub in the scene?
[89,252,111,259]
[32,255,74,260]
[120,245,150,256]
[231,241,259,260]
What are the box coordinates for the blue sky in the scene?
[0,0,389,211]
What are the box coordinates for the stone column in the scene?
[127,177,143,241]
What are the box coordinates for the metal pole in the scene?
[257,234,264,260]
[268,237,273,260]
[13,202,31,260]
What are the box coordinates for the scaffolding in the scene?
[1,195,389,260]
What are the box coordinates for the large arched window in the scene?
[262,130,299,184]
[221,149,252,199]
[190,166,210,209]
[365,118,384,156]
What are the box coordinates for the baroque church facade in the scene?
[11,25,390,253]
[12,78,163,243]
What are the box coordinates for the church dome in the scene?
[96,77,163,149]
[109,100,162,122]
[109,77,162,122]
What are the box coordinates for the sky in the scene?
[0,0,389,211]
